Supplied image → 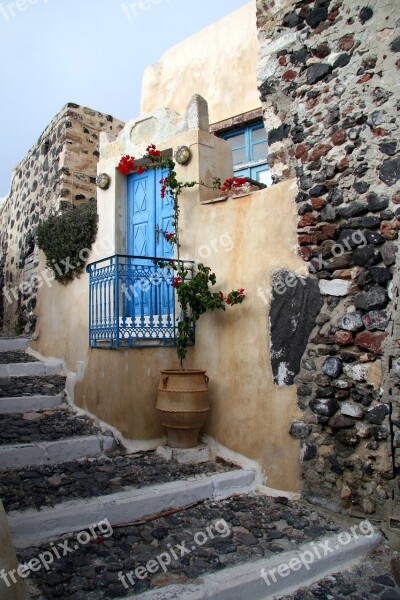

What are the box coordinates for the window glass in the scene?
[226,132,246,151]
[252,127,267,144]
[232,147,246,165]
[257,168,272,187]
[220,123,270,186]
[253,141,268,161]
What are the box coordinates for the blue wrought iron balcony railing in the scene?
[86,255,195,349]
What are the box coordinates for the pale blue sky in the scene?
[0,0,248,196]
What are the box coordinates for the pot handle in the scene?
[162,376,169,389]
[205,375,209,385]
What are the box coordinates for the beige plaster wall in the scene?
[32,111,304,492]
[140,2,260,125]
[180,180,305,491]
[31,254,90,371]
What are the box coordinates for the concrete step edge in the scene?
[0,394,65,414]
[125,529,383,600]
[0,361,64,378]
[0,434,115,470]
[8,469,256,548]
[0,339,30,352]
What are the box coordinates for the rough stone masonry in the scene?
[0,104,124,334]
[257,0,400,515]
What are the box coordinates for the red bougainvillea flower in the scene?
[221,177,247,193]
[160,184,167,199]
[117,155,135,175]
[225,298,232,305]
[232,177,247,188]
[171,277,181,288]
[218,291,225,300]
[165,232,175,242]
[146,144,161,158]
[136,165,146,175]
[238,288,245,298]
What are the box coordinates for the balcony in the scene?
[86,255,195,349]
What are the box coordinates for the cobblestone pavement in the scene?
[0,374,66,397]
[0,408,106,445]
[0,452,236,512]
[17,494,399,600]
[0,351,39,364]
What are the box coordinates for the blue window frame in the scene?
[221,122,271,187]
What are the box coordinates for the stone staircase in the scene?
[0,338,398,600]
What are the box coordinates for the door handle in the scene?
[155,224,161,245]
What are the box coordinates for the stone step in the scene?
[0,350,39,364]
[0,434,115,470]
[0,407,104,447]
[0,374,66,398]
[0,337,30,352]
[9,469,256,548]
[0,393,65,414]
[0,360,64,378]
[130,533,382,600]
[0,451,237,514]
[13,493,385,599]
[0,407,116,468]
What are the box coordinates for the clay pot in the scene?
[156,369,210,448]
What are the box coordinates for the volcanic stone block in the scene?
[322,357,343,378]
[365,404,389,424]
[310,397,339,417]
[337,312,364,332]
[270,271,323,386]
[354,286,388,311]
[306,63,332,85]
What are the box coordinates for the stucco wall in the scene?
[180,179,305,491]
[140,2,260,126]
[74,180,304,491]
[32,99,305,492]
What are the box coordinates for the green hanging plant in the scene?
[37,200,98,284]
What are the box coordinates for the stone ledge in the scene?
[156,444,213,464]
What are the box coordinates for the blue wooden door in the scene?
[127,169,156,258]
[127,168,174,259]
[126,169,174,318]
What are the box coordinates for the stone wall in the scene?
[257,0,400,515]
[0,104,124,334]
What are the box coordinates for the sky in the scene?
[0,0,248,197]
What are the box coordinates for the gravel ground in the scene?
[14,494,399,600]
[0,452,236,512]
[0,408,106,445]
[0,374,66,397]
[0,351,39,364]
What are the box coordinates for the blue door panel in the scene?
[157,167,174,262]
[126,168,174,318]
